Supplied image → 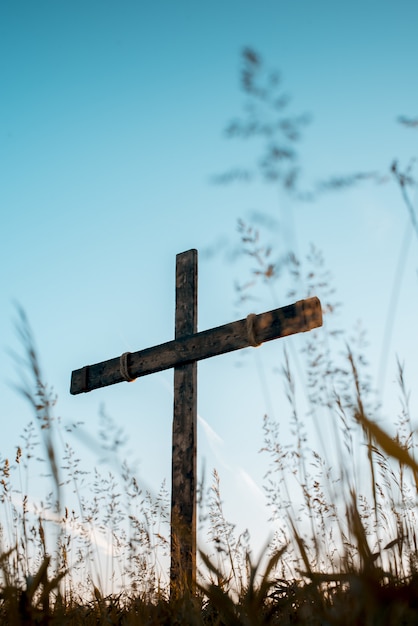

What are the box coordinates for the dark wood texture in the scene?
[70,296,322,395]
[170,249,197,596]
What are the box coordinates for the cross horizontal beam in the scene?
[70,296,322,395]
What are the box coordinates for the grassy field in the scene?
[2,267,418,624]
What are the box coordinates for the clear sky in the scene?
[1,0,418,578]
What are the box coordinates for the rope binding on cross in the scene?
[120,351,136,382]
[246,313,262,347]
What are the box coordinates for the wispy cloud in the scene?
[198,414,224,449]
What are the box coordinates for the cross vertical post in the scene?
[171,249,198,596]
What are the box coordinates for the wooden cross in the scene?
[70,248,322,596]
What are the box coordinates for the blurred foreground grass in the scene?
[1,297,418,625]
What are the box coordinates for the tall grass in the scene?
[1,272,418,624]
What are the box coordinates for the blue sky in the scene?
[1,0,418,575]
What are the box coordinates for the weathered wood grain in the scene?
[170,249,197,596]
[70,296,322,395]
